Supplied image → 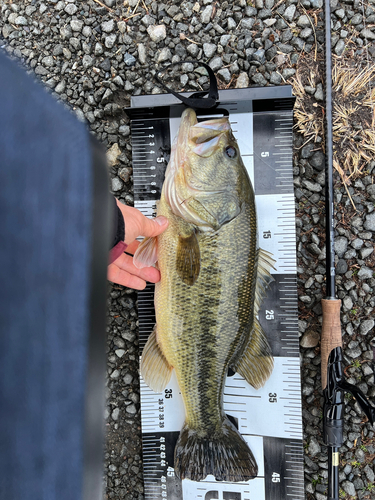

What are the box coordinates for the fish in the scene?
[134,108,275,483]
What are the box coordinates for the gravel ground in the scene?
[1,0,375,498]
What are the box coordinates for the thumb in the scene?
[140,215,169,238]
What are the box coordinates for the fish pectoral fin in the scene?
[140,325,173,393]
[187,194,240,230]
[133,236,158,269]
[176,230,200,286]
[231,319,273,390]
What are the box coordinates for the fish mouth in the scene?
[190,116,230,157]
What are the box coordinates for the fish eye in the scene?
[225,146,237,159]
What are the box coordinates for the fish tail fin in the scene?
[174,418,257,482]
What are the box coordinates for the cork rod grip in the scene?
[321,299,342,390]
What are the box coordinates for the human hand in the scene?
[108,200,168,290]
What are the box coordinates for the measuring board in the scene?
[127,87,304,500]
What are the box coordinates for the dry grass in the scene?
[292,56,375,188]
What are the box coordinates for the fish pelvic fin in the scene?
[174,418,258,482]
[176,230,201,286]
[140,325,173,392]
[233,318,274,390]
[133,236,158,269]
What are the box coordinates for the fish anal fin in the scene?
[232,319,274,390]
[140,325,173,392]
[133,236,158,269]
[176,231,200,286]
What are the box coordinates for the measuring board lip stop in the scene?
[131,87,302,500]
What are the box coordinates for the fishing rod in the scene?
[321,0,375,498]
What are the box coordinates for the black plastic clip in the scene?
[154,61,219,110]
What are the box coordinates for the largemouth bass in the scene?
[134,108,275,483]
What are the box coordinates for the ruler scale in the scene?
[128,87,303,500]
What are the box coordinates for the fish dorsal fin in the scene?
[254,248,276,312]
[232,319,274,389]
[230,248,276,389]
[133,236,158,269]
[140,325,173,392]
[176,231,200,286]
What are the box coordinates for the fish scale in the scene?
[128,87,303,500]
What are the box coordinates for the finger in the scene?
[110,252,161,283]
[140,215,169,238]
[108,263,147,290]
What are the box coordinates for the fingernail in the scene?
[155,216,168,226]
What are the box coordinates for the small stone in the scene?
[235,72,250,88]
[336,259,348,274]
[124,53,136,66]
[82,55,93,69]
[364,212,375,231]
[300,330,320,348]
[138,43,146,64]
[311,0,323,7]
[300,28,313,39]
[314,83,324,101]
[282,68,295,79]
[126,403,137,414]
[351,238,364,249]
[111,408,120,421]
[102,19,115,33]
[209,56,223,72]
[342,481,356,497]
[342,296,353,312]
[107,143,122,167]
[110,369,120,379]
[220,34,232,47]
[123,373,133,385]
[64,3,77,15]
[111,177,123,192]
[270,72,282,84]
[201,5,213,24]
[309,151,325,170]
[334,236,348,257]
[302,179,322,192]
[283,5,296,22]
[42,56,54,67]
[227,17,237,30]
[119,125,130,137]
[105,34,117,49]
[15,16,28,25]
[69,37,81,51]
[147,24,166,42]
[335,39,346,56]
[115,349,125,358]
[358,266,373,280]
[297,15,311,28]
[94,43,103,56]
[361,28,375,40]
[203,43,216,58]
[157,48,171,63]
[70,19,83,32]
[251,73,268,86]
[118,167,131,183]
[360,319,374,335]
[187,43,199,57]
[55,80,66,93]
[301,142,314,159]
[252,48,266,64]
[308,437,321,457]
[361,247,373,259]
[217,68,231,83]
